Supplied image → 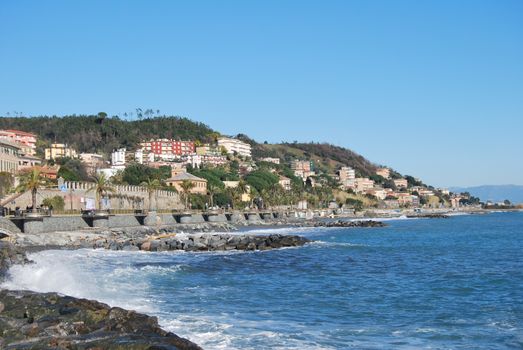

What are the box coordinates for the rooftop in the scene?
[167,172,207,182]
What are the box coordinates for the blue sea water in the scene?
[3,212,523,349]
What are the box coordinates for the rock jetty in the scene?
[308,220,387,228]
[406,214,449,219]
[96,233,310,252]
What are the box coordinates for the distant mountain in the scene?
[449,185,523,204]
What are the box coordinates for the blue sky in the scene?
[1,0,522,187]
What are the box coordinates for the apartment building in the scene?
[376,167,391,179]
[0,129,37,156]
[0,139,21,174]
[217,137,251,158]
[141,139,195,156]
[44,143,77,160]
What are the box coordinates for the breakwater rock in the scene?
[0,290,202,350]
[406,214,449,219]
[0,241,29,278]
[307,220,387,228]
[95,233,311,252]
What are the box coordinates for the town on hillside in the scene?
[0,123,485,216]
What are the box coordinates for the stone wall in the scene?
[4,181,183,211]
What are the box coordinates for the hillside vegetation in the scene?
[253,142,378,178]
[0,115,215,155]
[1,115,386,179]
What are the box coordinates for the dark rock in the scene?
[0,290,202,350]
[406,214,449,219]
[312,220,386,228]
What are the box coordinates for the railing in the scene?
[63,181,178,197]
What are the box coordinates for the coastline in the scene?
[0,215,314,349]
[0,208,493,348]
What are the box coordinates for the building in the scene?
[365,188,388,200]
[279,175,292,191]
[292,160,315,180]
[96,167,120,179]
[170,163,187,177]
[18,155,42,171]
[195,145,222,156]
[217,137,251,158]
[37,165,60,180]
[0,129,37,156]
[111,148,126,167]
[0,139,21,174]
[418,189,435,197]
[394,178,408,189]
[165,172,207,194]
[79,153,105,175]
[396,193,419,207]
[183,154,227,168]
[438,188,450,196]
[141,139,195,157]
[134,148,144,164]
[353,177,375,192]
[376,167,390,179]
[44,143,77,160]
[260,157,280,165]
[338,166,356,188]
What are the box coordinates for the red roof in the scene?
[2,129,37,137]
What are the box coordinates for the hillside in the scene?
[0,115,216,155]
[253,142,380,178]
[1,115,398,182]
[449,185,523,204]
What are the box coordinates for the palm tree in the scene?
[140,178,161,211]
[206,183,220,209]
[249,187,258,209]
[179,180,195,210]
[87,173,115,210]
[16,168,49,212]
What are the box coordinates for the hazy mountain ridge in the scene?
[449,185,523,204]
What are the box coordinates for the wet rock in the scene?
[0,290,202,350]
[311,220,386,228]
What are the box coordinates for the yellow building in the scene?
[45,143,78,160]
[165,172,207,194]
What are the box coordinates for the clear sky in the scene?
[1,0,522,187]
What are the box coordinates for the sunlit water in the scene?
[3,212,523,349]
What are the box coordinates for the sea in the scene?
[2,212,522,349]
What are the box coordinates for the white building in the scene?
[218,137,251,158]
[134,148,144,164]
[111,148,126,166]
[260,157,280,165]
[338,166,356,188]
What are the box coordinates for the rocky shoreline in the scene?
[0,217,389,349]
[0,289,203,350]
[0,222,312,349]
[307,220,387,228]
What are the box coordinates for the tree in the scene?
[56,157,89,181]
[0,172,14,197]
[206,182,220,208]
[179,180,195,209]
[87,173,115,210]
[16,168,49,211]
[42,196,65,211]
[140,178,161,211]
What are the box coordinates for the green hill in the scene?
[0,115,216,155]
[252,142,380,178]
[1,115,396,180]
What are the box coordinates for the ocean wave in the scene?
[310,241,369,248]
